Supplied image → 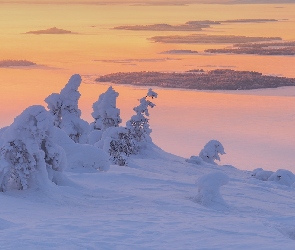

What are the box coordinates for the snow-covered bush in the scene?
[91,86,122,131]
[45,74,89,143]
[251,168,274,181]
[194,172,229,208]
[126,88,157,151]
[199,140,225,164]
[268,169,295,186]
[96,127,136,166]
[51,127,110,172]
[0,105,67,191]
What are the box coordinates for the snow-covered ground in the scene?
[1,145,294,249]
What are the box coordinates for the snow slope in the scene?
[0,145,294,249]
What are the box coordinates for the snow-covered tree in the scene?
[0,105,67,192]
[96,127,136,166]
[45,74,89,143]
[94,88,157,166]
[91,86,122,131]
[126,88,157,151]
[199,140,225,164]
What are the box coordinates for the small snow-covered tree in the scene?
[45,74,89,143]
[199,140,225,164]
[91,86,122,131]
[0,105,66,192]
[97,127,136,166]
[126,88,157,151]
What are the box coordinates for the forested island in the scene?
[96,69,295,90]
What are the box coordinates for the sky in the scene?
[0,1,294,171]
[1,0,295,4]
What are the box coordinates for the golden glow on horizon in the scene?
[1,3,295,126]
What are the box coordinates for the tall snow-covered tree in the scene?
[0,105,66,192]
[91,86,122,131]
[199,140,225,164]
[126,88,158,150]
[45,74,89,143]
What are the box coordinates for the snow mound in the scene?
[194,172,229,209]
[185,155,204,165]
[268,169,295,186]
[252,168,274,181]
[51,127,110,172]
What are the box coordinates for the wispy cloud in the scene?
[149,34,282,44]
[25,27,77,35]
[0,60,36,68]
[114,19,279,32]
[159,50,198,54]
[93,58,181,65]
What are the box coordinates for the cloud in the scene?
[114,21,218,31]
[221,19,278,23]
[114,19,279,32]
[159,50,198,54]
[149,34,282,44]
[25,27,76,35]
[205,41,295,56]
[93,58,181,64]
[0,60,36,68]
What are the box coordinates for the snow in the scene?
[51,127,110,172]
[199,140,225,164]
[0,77,294,249]
[91,86,121,131]
[0,145,294,249]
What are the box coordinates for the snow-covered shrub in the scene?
[51,127,110,172]
[0,105,67,191]
[45,74,89,143]
[199,140,225,164]
[185,156,204,165]
[268,169,295,186]
[91,86,122,131]
[126,88,157,151]
[96,127,136,166]
[194,172,229,208]
[251,168,274,181]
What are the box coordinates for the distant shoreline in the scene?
[95,69,295,91]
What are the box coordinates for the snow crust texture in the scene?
[0,147,294,249]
